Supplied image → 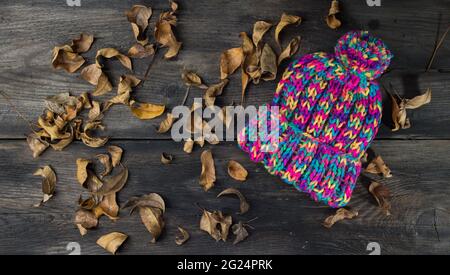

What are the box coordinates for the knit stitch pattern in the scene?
[238,31,393,208]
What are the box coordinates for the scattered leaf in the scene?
[260,44,277,81]
[96,232,128,254]
[326,0,341,29]
[182,70,208,89]
[128,43,156,58]
[45,92,78,115]
[80,64,113,96]
[118,75,141,95]
[323,208,358,228]
[71,33,94,53]
[252,21,272,47]
[76,158,91,186]
[88,101,103,121]
[157,113,174,133]
[96,153,112,178]
[96,48,132,71]
[94,193,120,220]
[27,134,49,158]
[108,145,123,167]
[204,79,229,106]
[220,47,244,79]
[232,221,249,245]
[275,13,301,47]
[175,226,190,245]
[161,152,173,164]
[227,160,248,182]
[217,188,250,214]
[183,139,194,154]
[126,5,152,45]
[74,209,98,232]
[155,18,182,59]
[278,36,301,65]
[139,206,165,243]
[33,165,57,206]
[405,88,432,109]
[52,45,85,73]
[123,193,166,215]
[93,165,128,196]
[365,155,392,178]
[200,210,232,242]
[199,150,216,191]
[130,101,165,120]
[369,181,391,216]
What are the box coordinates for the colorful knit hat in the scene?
[238,31,393,208]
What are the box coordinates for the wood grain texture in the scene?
[0,140,449,255]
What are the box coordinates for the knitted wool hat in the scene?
[238,31,393,208]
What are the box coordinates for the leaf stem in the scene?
[181,85,191,106]
[426,25,450,72]
[0,90,36,131]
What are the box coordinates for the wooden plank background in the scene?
[0,0,449,254]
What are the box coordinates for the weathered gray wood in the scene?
[0,0,449,139]
[0,140,449,255]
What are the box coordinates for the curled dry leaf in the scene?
[275,13,302,47]
[182,70,208,89]
[94,193,120,220]
[27,134,49,158]
[96,153,112,178]
[75,209,98,235]
[260,44,277,81]
[323,208,358,228]
[108,145,123,167]
[220,47,244,80]
[326,0,341,30]
[217,188,250,214]
[369,181,391,216]
[33,165,56,206]
[200,210,232,242]
[204,79,229,107]
[80,121,109,148]
[365,155,392,178]
[183,139,194,154]
[118,75,141,95]
[155,16,182,59]
[71,33,94,53]
[80,64,113,96]
[199,150,216,191]
[126,5,152,45]
[96,48,132,71]
[76,158,91,186]
[45,92,78,115]
[157,113,174,133]
[405,88,432,109]
[390,88,431,131]
[227,160,248,182]
[252,21,272,47]
[52,45,85,73]
[232,221,249,245]
[93,165,128,196]
[96,232,128,255]
[123,193,166,215]
[88,101,103,122]
[128,43,155,58]
[278,36,301,65]
[161,152,173,164]
[130,101,165,120]
[175,227,190,246]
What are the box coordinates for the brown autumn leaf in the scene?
[240,32,254,55]
[76,158,91,186]
[78,195,97,210]
[175,227,190,245]
[93,165,128,196]
[140,206,165,243]
[52,45,85,73]
[37,115,70,141]
[182,70,208,89]
[155,20,182,59]
[123,193,166,215]
[45,92,78,115]
[88,101,103,122]
[50,130,74,151]
[128,43,156,58]
[232,221,249,245]
[161,152,173,164]
[96,232,128,254]
[365,155,392,178]
[227,160,248,182]
[94,193,120,220]
[200,210,232,242]
[126,5,152,45]
[217,188,250,214]
[200,150,216,191]
[157,113,175,133]
[71,33,94,53]
[96,48,132,71]
[278,36,301,65]
[80,121,109,148]
[74,209,98,236]
[204,79,229,107]
[390,93,408,131]
[183,139,194,154]
[118,75,141,95]
[326,0,341,29]
[80,64,113,96]
[108,145,123,167]
[27,134,49,158]
[96,153,112,178]
[369,181,391,216]
[260,44,277,81]
[275,13,302,47]
[33,165,56,207]
[405,88,432,109]
[220,47,244,80]
[252,21,272,47]
[130,101,165,120]
[323,208,358,228]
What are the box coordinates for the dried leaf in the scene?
[33,165,56,206]
[232,221,249,245]
[160,152,174,164]
[199,150,216,191]
[278,36,301,65]
[405,88,432,109]
[80,64,113,96]
[217,187,250,214]
[183,139,194,154]
[275,13,302,47]
[130,101,165,120]
[96,232,128,254]
[240,32,254,55]
[76,158,91,186]
[365,155,392,178]
[326,0,341,29]
[93,165,128,196]
[157,113,174,133]
[80,122,109,148]
[94,193,120,220]
[27,134,49,158]
[220,47,244,79]
[204,79,229,107]
[50,132,74,151]
[252,21,272,47]
[155,20,182,59]
[128,43,155,58]
[227,160,248,182]
[175,227,190,245]
[75,209,98,230]
[200,210,232,242]
[126,5,152,45]
[96,153,112,178]
[323,208,358,228]
[45,92,78,115]
[108,146,123,167]
[260,44,277,81]
[390,93,408,131]
[52,45,85,73]
[139,206,165,243]
[96,48,132,71]
[88,101,103,121]
[182,70,208,89]
[123,193,166,215]
[369,181,391,216]
[71,33,94,53]
[118,75,141,95]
